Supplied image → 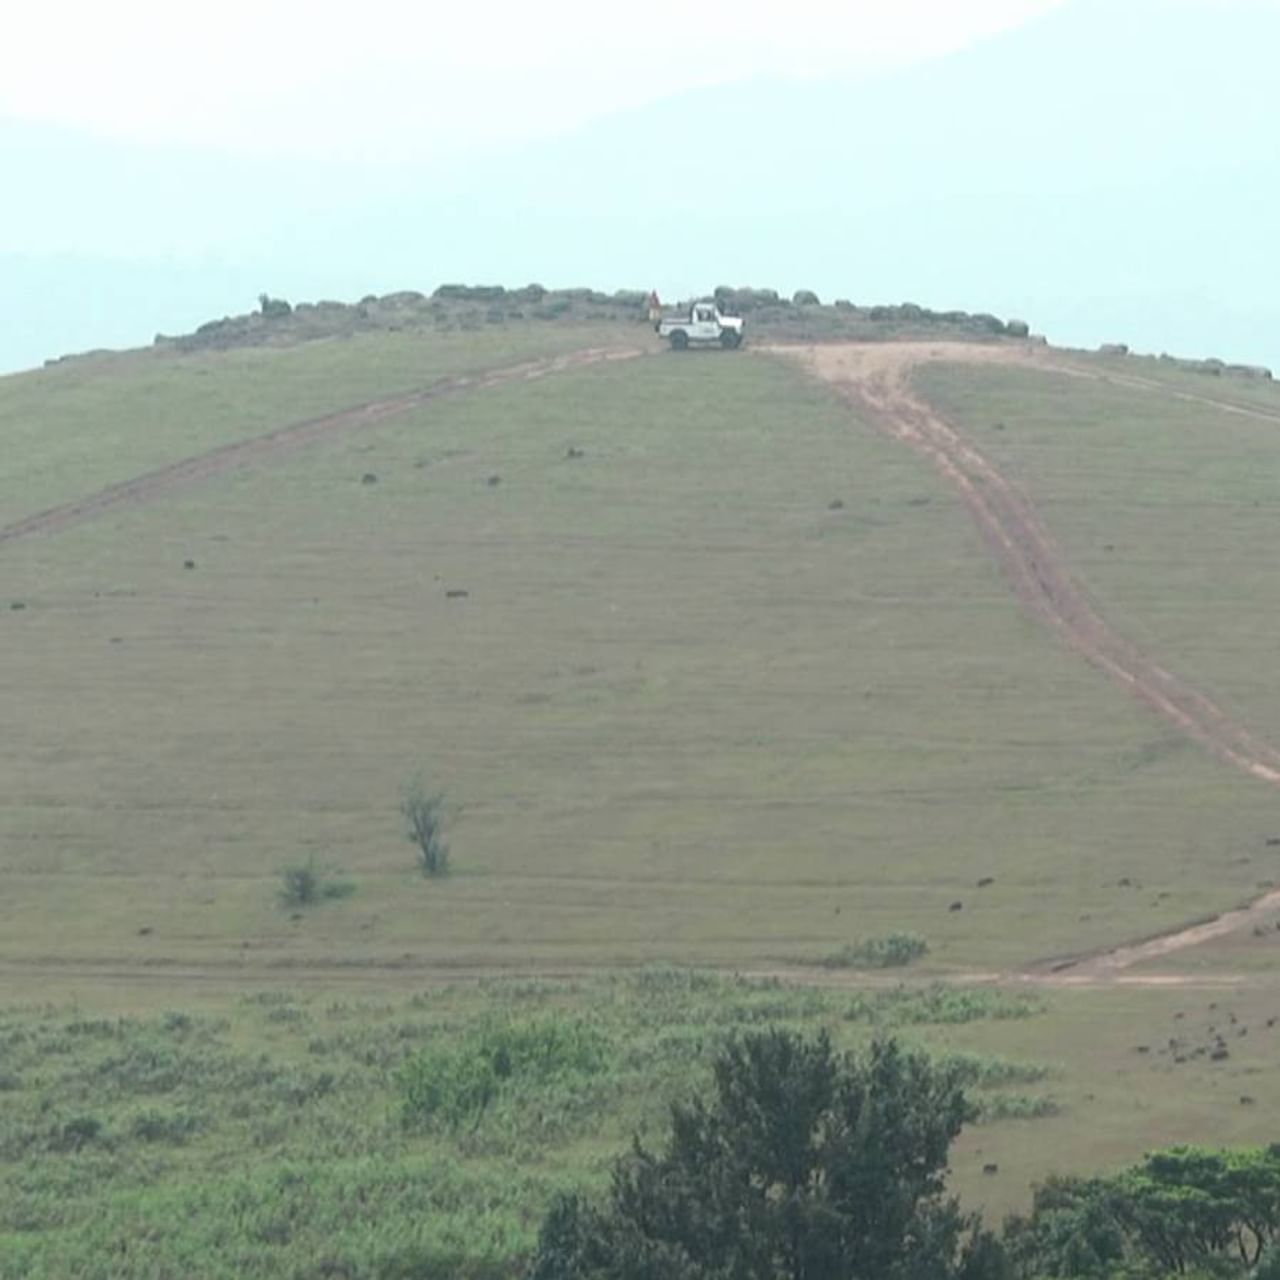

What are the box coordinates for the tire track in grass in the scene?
[0,346,644,547]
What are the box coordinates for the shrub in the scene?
[399,1018,610,1130]
[278,856,356,908]
[257,293,292,318]
[1006,318,1030,338]
[50,1114,104,1152]
[821,932,929,969]
[402,777,449,877]
[130,1108,203,1145]
[793,289,821,305]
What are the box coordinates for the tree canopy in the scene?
[527,1029,1004,1280]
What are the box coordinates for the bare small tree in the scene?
[402,776,449,877]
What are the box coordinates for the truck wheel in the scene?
[670,330,689,351]
[720,330,742,350]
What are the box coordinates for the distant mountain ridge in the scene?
[4,0,1278,374]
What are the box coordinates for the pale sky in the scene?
[3,0,1068,159]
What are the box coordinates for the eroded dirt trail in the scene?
[0,346,644,548]
[783,342,1280,788]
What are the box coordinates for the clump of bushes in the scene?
[278,856,356,908]
[257,293,292,318]
[399,1018,610,1130]
[820,932,929,969]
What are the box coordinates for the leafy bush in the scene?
[402,777,449,877]
[49,1114,104,1152]
[821,932,929,969]
[793,288,821,305]
[130,1107,204,1145]
[399,1018,610,1131]
[257,293,292,318]
[278,857,356,908]
[976,1093,1059,1121]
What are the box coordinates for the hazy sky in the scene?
[5,0,1067,158]
[4,0,1277,374]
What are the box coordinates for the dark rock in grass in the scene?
[361,472,378,484]
[828,499,845,510]
[977,876,995,888]
[949,901,963,912]
[1241,1095,1257,1105]
[486,474,501,487]
[445,589,469,599]
[137,926,153,936]
[1134,1045,1150,1054]
[982,1163,999,1176]
[1117,877,1132,887]
[183,559,196,570]
[566,446,585,459]
[1266,837,1280,847]
[9,601,25,610]
[1210,1045,1230,1061]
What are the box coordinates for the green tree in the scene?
[402,776,449,877]
[528,1030,1005,1280]
[1007,1146,1280,1278]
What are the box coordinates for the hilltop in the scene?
[6,0,1280,374]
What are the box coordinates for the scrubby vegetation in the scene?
[277,855,356,908]
[820,931,929,969]
[139,281,1036,359]
[0,973,1061,1278]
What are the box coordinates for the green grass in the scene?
[0,323,631,526]
[5,973,1280,1278]
[5,352,1278,976]
[914,361,1280,748]
[6,350,1280,978]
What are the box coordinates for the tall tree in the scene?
[528,1030,1004,1280]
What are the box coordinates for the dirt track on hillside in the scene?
[0,346,644,548]
[785,342,1280,789]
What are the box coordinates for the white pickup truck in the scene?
[656,301,745,350]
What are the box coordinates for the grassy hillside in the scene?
[5,319,1280,1277]
[0,324,630,525]
[6,350,1276,978]
[914,360,1280,745]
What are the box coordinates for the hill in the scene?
[3,308,1280,1276]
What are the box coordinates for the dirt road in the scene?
[784,342,1280,788]
[0,346,644,548]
